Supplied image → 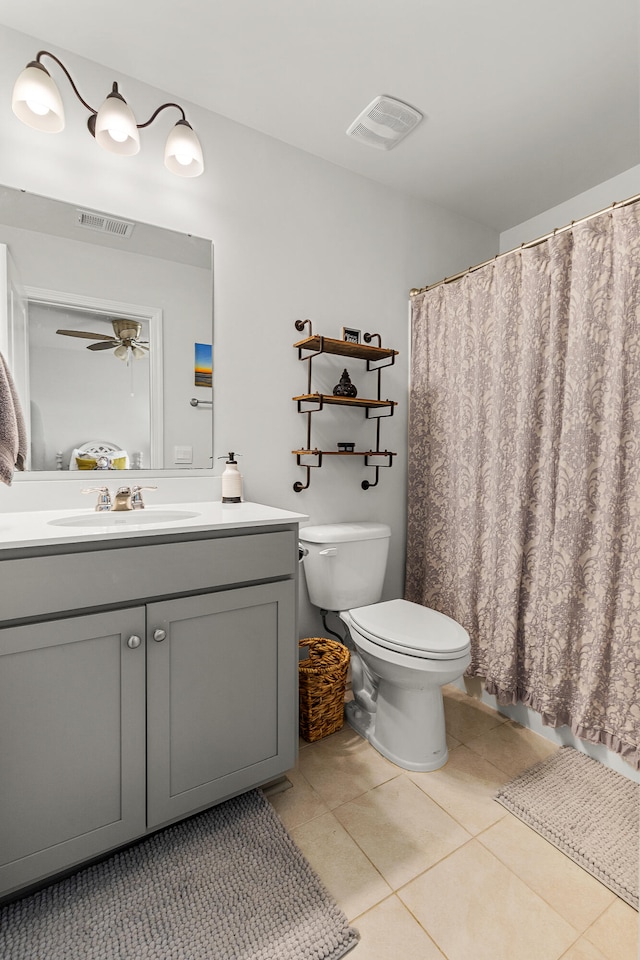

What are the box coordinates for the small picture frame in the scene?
[342,326,361,344]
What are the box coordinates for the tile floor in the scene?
[268,686,639,960]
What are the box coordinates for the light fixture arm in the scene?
[137,102,187,129]
[33,50,97,116]
[32,53,192,136]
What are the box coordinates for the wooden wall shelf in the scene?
[294,335,397,365]
[292,321,398,492]
[293,449,396,459]
[293,393,396,413]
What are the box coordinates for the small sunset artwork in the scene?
[194,342,212,387]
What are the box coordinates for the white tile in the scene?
[582,899,639,960]
[409,743,510,835]
[479,814,615,933]
[291,811,391,921]
[465,718,558,777]
[399,839,577,960]
[297,724,398,809]
[334,774,471,888]
[350,895,446,959]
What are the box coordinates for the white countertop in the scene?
[0,501,308,552]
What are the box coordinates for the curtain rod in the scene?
[409,189,640,298]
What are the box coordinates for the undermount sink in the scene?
[48,509,201,528]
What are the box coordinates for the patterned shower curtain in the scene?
[406,204,640,767]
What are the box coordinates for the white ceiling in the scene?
[1,0,638,232]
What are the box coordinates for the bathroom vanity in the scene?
[0,501,305,900]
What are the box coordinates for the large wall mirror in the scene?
[0,185,213,477]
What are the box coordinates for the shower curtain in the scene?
[406,204,640,767]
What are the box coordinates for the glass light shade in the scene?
[113,344,129,361]
[131,346,146,359]
[164,120,204,177]
[12,62,65,132]
[94,92,140,156]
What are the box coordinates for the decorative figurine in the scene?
[333,369,358,398]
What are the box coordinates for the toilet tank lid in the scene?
[299,522,391,544]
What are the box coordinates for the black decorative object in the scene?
[333,369,357,398]
[337,442,355,452]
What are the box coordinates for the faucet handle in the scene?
[131,485,157,509]
[82,486,112,512]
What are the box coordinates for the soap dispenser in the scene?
[220,452,243,503]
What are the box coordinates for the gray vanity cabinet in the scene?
[146,580,296,826]
[0,523,299,900]
[0,608,147,897]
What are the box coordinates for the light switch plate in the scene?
[174,445,193,464]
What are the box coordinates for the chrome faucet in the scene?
[131,485,157,509]
[82,486,112,512]
[83,484,157,511]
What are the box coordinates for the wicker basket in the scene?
[298,637,350,742]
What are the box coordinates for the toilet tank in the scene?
[299,522,391,611]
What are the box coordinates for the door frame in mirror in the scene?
[23,286,164,471]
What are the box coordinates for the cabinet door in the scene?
[0,609,146,898]
[146,581,297,827]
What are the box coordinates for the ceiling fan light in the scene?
[132,345,146,359]
[12,61,65,132]
[114,344,129,361]
[164,120,204,177]
[94,88,140,156]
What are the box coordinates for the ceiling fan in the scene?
[55,318,149,360]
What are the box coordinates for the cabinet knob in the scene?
[153,628,167,643]
[127,635,142,649]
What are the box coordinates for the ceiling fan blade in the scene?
[56,329,116,341]
[133,342,150,350]
[86,340,119,351]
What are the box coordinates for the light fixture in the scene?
[92,83,140,156]
[164,119,204,177]
[114,343,146,363]
[12,51,204,177]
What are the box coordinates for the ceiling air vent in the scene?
[346,95,423,150]
[76,209,135,238]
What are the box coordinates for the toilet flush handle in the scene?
[319,548,337,557]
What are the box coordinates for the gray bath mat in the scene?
[0,789,359,960]
[495,746,639,909]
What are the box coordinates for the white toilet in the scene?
[299,522,471,772]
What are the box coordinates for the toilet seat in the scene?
[348,598,470,660]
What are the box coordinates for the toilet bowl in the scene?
[341,600,471,771]
[299,522,471,772]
